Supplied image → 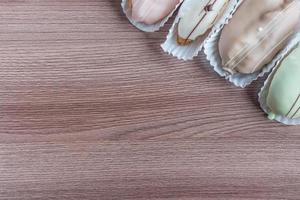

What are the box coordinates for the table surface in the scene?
[1,1,300,199]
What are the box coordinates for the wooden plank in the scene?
[1,138,300,200]
[0,0,299,199]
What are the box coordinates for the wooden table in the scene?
[1,1,300,199]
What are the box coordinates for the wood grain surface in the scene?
[1,1,300,199]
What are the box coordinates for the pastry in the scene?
[177,0,229,45]
[129,0,181,25]
[266,46,300,120]
[219,0,300,74]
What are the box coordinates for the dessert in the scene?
[266,46,300,120]
[177,0,229,45]
[129,0,181,25]
[219,0,300,74]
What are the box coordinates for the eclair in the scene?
[219,0,300,74]
[265,46,300,120]
[177,0,229,45]
[129,0,181,25]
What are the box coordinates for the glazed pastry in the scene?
[177,0,229,45]
[219,0,300,74]
[266,46,300,120]
[129,0,181,25]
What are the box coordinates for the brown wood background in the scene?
[1,0,300,199]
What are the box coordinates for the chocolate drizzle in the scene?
[185,0,217,42]
[287,94,300,119]
[178,0,224,45]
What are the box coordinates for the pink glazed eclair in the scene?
[129,0,181,25]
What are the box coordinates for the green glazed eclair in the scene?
[266,46,300,120]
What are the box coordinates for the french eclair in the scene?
[177,0,229,45]
[129,0,181,25]
[266,46,300,120]
[219,0,300,74]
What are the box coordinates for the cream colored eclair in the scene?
[129,0,181,25]
[177,0,229,45]
[219,0,300,74]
